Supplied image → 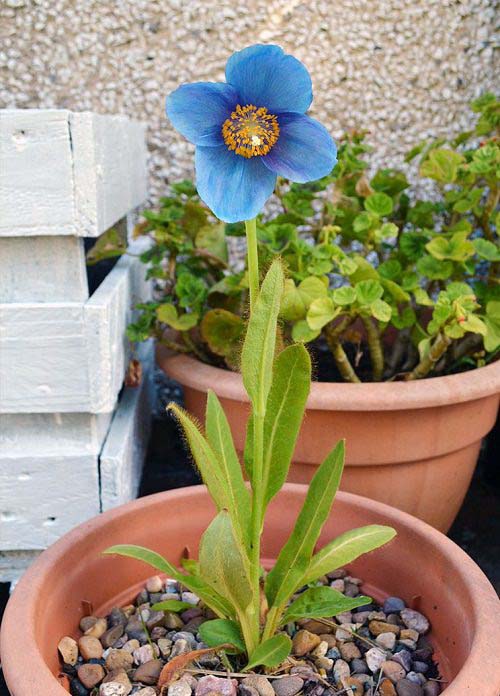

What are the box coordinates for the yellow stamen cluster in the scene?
[222,104,280,158]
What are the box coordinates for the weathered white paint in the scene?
[0,109,147,237]
[100,341,154,510]
[0,235,89,303]
[0,343,153,562]
[0,550,41,584]
[0,240,151,413]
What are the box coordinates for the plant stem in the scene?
[244,215,265,650]
[324,319,360,383]
[405,332,452,380]
[245,218,259,312]
[361,316,384,381]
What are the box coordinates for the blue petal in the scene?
[166,82,238,146]
[195,146,276,223]
[225,45,312,114]
[262,113,337,182]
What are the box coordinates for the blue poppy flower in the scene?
[166,45,337,223]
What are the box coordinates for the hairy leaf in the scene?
[265,440,345,606]
[282,586,371,624]
[241,259,284,414]
[261,344,311,510]
[151,599,193,613]
[302,525,397,584]
[245,634,292,671]
[201,309,245,358]
[205,390,251,549]
[103,544,233,617]
[199,511,254,615]
[167,404,226,511]
[199,619,245,653]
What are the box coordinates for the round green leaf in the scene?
[355,279,384,305]
[200,309,245,357]
[332,286,357,306]
[307,297,339,330]
[364,192,394,217]
[370,299,392,322]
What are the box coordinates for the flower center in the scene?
[222,104,280,158]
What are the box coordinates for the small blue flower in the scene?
[166,45,337,223]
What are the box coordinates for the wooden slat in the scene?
[0,241,151,413]
[0,109,148,237]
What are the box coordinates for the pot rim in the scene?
[157,348,500,411]
[1,485,499,695]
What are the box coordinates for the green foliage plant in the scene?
[90,94,499,382]
[104,240,396,670]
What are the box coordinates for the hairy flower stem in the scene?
[361,317,384,381]
[325,319,360,383]
[245,215,265,649]
[245,218,259,312]
[405,332,452,380]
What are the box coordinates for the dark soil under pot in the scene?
[58,569,442,696]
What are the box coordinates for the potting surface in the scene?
[0,374,499,695]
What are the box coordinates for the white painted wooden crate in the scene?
[0,109,147,238]
[0,109,154,582]
[0,240,151,413]
[0,341,155,582]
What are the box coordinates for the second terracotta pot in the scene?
[159,349,500,532]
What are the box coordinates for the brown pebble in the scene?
[339,642,361,661]
[78,635,103,660]
[105,648,134,672]
[77,663,105,689]
[164,611,184,629]
[400,629,419,642]
[380,679,397,696]
[57,636,78,665]
[134,659,163,685]
[382,660,407,683]
[84,616,107,639]
[319,634,337,648]
[79,616,98,633]
[101,623,125,648]
[369,620,400,637]
[299,619,332,635]
[344,677,365,693]
[292,629,321,656]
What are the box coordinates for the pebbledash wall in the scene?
[0,0,497,202]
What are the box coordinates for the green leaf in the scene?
[245,634,292,671]
[241,260,284,414]
[332,286,357,306]
[426,232,474,262]
[400,232,430,261]
[206,391,251,550]
[167,404,227,512]
[370,299,392,322]
[86,228,126,265]
[417,255,453,280]
[307,297,339,331]
[355,280,384,305]
[258,222,296,253]
[265,440,345,607]
[364,192,393,217]
[378,260,402,281]
[302,525,397,585]
[199,511,254,615]
[473,238,500,261]
[420,148,464,183]
[292,320,320,343]
[371,168,409,196]
[484,301,500,352]
[381,279,410,303]
[282,586,371,624]
[196,223,228,262]
[280,277,327,321]
[151,600,193,613]
[260,345,311,510]
[156,304,199,331]
[103,544,234,618]
[461,314,487,336]
[198,619,245,653]
[413,288,434,307]
[171,179,197,197]
[201,309,245,359]
[391,306,416,330]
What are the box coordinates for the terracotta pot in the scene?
[158,349,500,532]
[1,485,499,694]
